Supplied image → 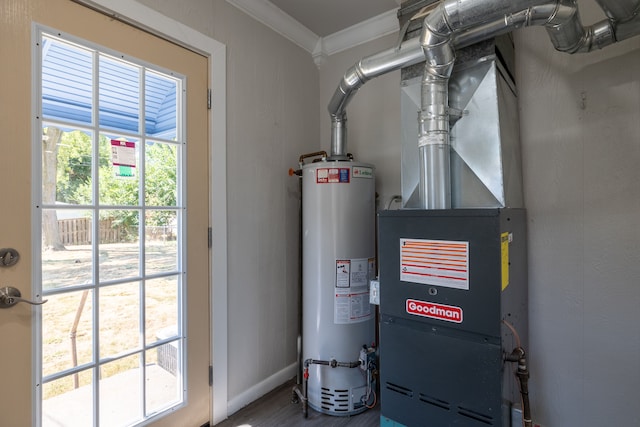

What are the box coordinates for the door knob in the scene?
[0,286,48,308]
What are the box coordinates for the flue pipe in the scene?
[418,0,640,208]
[328,37,424,158]
[326,0,640,204]
[417,8,456,209]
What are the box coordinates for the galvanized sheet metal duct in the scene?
[327,0,640,208]
[418,0,629,208]
[327,37,425,159]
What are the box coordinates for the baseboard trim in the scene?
[226,363,297,416]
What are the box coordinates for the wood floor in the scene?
[214,379,380,427]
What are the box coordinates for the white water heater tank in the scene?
[302,160,376,416]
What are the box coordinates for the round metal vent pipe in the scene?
[327,0,640,207]
[327,37,424,159]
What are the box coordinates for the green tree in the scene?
[145,142,177,226]
[55,130,93,205]
[52,132,178,242]
[42,126,65,251]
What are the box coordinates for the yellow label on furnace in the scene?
[501,232,509,291]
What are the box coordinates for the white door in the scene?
[0,1,211,425]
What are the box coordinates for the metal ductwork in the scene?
[327,0,640,207]
[327,37,425,159]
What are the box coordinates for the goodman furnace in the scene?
[378,208,528,427]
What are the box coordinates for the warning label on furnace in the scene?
[334,258,373,324]
[400,238,469,290]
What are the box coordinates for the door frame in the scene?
[62,1,228,423]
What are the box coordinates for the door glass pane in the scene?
[42,209,93,290]
[145,210,178,275]
[99,135,140,206]
[99,55,140,133]
[99,209,140,281]
[100,354,142,427]
[146,346,181,414]
[145,71,177,139]
[145,141,178,206]
[99,282,141,358]
[42,126,94,206]
[42,36,93,126]
[145,276,178,346]
[42,369,94,427]
[42,290,94,377]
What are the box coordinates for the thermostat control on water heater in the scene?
[359,345,376,371]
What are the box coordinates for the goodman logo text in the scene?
[406,299,463,324]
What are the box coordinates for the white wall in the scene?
[515,2,640,425]
[136,0,319,413]
[318,2,640,426]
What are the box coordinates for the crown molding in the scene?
[321,9,399,56]
[226,0,319,53]
[226,0,399,65]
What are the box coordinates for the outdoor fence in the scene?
[57,218,174,245]
[58,218,123,245]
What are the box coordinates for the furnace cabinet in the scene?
[378,208,528,427]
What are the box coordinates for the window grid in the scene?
[36,29,186,426]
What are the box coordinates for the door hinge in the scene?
[208,226,212,249]
[209,365,213,386]
[207,88,212,110]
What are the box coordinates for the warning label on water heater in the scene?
[400,238,469,290]
[334,258,374,324]
[316,168,350,184]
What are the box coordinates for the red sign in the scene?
[406,299,463,324]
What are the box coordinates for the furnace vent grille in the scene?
[458,405,494,425]
[419,393,451,411]
[385,382,414,398]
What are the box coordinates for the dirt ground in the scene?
[41,241,179,399]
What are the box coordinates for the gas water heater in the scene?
[300,159,377,416]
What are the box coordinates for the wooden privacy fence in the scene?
[57,218,173,245]
[57,218,124,245]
